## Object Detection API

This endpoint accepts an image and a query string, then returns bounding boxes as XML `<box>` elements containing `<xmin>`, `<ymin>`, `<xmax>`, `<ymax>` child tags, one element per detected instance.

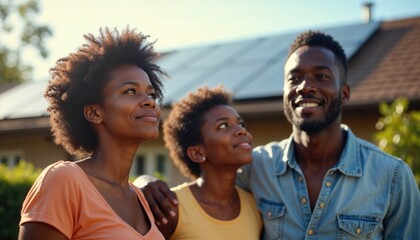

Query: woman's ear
<box><xmin>187</xmin><ymin>146</ymin><xmax>206</xmax><ymax>163</ymax></box>
<box><xmin>83</xmin><ymin>104</ymin><xmax>103</xmax><ymax>125</ymax></box>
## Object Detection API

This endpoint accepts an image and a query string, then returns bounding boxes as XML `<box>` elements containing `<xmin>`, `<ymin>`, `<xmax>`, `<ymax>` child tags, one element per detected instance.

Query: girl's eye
<box><xmin>125</xmin><ymin>88</ymin><xmax>136</xmax><ymax>95</ymax></box>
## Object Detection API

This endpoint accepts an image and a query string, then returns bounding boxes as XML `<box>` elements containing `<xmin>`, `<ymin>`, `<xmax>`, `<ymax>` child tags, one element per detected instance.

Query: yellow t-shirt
<box><xmin>170</xmin><ymin>183</ymin><xmax>262</xmax><ymax>240</ymax></box>
<box><xmin>20</xmin><ymin>161</ymin><xmax>164</xmax><ymax>240</ymax></box>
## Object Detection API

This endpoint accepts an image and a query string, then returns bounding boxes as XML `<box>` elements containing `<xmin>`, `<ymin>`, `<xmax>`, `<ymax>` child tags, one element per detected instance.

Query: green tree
<box><xmin>374</xmin><ymin>97</ymin><xmax>420</xmax><ymax>186</ymax></box>
<box><xmin>0</xmin><ymin>0</ymin><xmax>51</xmax><ymax>83</ymax></box>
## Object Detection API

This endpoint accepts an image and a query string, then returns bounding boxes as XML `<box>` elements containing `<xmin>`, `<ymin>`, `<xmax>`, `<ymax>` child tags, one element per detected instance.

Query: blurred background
<box><xmin>0</xmin><ymin>1</ymin><xmax>419</xmax><ymax>238</ymax></box>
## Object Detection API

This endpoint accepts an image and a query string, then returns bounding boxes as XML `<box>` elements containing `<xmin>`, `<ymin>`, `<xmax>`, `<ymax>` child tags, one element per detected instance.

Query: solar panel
<box><xmin>185</xmin><ymin>40</ymin><xmax>255</xmax><ymax>68</ymax></box>
<box><xmin>167</xmin><ymin>60</ymin><xmax>269</xmax><ymax>104</ymax></box>
<box><xmin>233</xmin><ymin>34</ymin><xmax>296</xmax><ymax>63</ymax></box>
<box><xmin>318</xmin><ymin>21</ymin><xmax>379</xmax><ymax>58</ymax></box>
<box><xmin>157</xmin><ymin>46</ymin><xmax>214</xmax><ymax>73</ymax></box>
<box><xmin>0</xmin><ymin>81</ymin><xmax>48</xmax><ymax>119</ymax></box>
<box><xmin>9</xmin><ymin>96</ymin><xmax>49</xmax><ymax>118</ymax></box>
<box><xmin>162</xmin><ymin>68</ymin><xmax>213</xmax><ymax>105</ymax></box>
<box><xmin>234</xmin><ymin>56</ymin><xmax>287</xmax><ymax>99</ymax></box>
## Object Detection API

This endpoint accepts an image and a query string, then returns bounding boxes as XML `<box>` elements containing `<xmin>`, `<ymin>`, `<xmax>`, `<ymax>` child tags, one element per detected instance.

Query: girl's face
<box><xmin>199</xmin><ymin>104</ymin><xmax>253</xmax><ymax>168</ymax></box>
<box><xmin>98</xmin><ymin>63</ymin><xmax>161</xmax><ymax>142</ymax></box>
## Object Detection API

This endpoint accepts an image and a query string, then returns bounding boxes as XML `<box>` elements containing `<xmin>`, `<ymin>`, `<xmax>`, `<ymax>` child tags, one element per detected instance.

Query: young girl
<box><xmin>141</xmin><ymin>86</ymin><xmax>262</xmax><ymax>239</ymax></box>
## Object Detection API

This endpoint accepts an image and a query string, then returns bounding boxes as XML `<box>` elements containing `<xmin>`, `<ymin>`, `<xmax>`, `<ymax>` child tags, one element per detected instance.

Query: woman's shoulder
<box><xmin>34</xmin><ymin>161</ymin><xmax>86</xmax><ymax>190</ymax></box>
<box><xmin>42</xmin><ymin>160</ymin><xmax>83</xmax><ymax>178</ymax></box>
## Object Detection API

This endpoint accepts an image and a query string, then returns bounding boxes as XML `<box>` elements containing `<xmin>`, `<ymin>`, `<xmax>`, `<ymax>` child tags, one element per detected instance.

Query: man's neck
<box><xmin>293</xmin><ymin>123</ymin><xmax>346</xmax><ymax>168</ymax></box>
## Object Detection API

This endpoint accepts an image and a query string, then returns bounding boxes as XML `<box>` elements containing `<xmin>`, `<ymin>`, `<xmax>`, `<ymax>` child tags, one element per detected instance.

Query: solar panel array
<box><xmin>0</xmin><ymin>21</ymin><xmax>379</xmax><ymax>120</ymax></box>
<box><xmin>158</xmin><ymin>21</ymin><xmax>379</xmax><ymax>105</ymax></box>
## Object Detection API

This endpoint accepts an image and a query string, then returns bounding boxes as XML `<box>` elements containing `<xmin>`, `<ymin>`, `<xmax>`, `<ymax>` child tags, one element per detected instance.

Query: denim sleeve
<box><xmin>384</xmin><ymin>161</ymin><xmax>420</xmax><ymax>239</ymax></box>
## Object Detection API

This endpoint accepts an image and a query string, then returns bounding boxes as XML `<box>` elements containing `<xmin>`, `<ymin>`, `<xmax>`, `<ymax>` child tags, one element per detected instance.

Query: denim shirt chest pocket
<box><xmin>258</xmin><ymin>198</ymin><xmax>286</xmax><ymax>239</ymax></box>
<box><xmin>337</xmin><ymin>214</ymin><xmax>381</xmax><ymax>239</ymax></box>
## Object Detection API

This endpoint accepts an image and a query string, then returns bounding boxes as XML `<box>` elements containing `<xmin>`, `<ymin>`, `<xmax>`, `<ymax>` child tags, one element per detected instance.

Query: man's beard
<box><xmin>284</xmin><ymin>94</ymin><xmax>342</xmax><ymax>133</ymax></box>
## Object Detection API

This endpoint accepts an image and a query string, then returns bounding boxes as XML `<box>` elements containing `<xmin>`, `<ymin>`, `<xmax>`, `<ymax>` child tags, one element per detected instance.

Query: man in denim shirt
<box><xmin>236</xmin><ymin>31</ymin><xmax>420</xmax><ymax>239</ymax></box>
<box><xmin>141</xmin><ymin>31</ymin><xmax>420</xmax><ymax>239</ymax></box>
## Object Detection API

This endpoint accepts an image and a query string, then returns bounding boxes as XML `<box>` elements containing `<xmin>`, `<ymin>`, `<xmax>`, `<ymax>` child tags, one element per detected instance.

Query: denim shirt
<box><xmin>237</xmin><ymin>125</ymin><xmax>420</xmax><ymax>239</ymax></box>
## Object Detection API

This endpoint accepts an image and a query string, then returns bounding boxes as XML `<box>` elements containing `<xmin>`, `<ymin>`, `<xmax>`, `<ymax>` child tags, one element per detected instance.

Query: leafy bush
<box><xmin>0</xmin><ymin>161</ymin><xmax>42</xmax><ymax>240</ymax></box>
<box><xmin>374</xmin><ymin>98</ymin><xmax>420</xmax><ymax>186</ymax></box>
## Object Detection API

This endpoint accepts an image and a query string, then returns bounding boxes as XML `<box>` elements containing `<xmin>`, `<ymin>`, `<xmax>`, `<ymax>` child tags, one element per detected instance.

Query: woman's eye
<box><xmin>148</xmin><ymin>93</ymin><xmax>157</xmax><ymax>100</ymax></box>
<box><xmin>218</xmin><ymin>123</ymin><xmax>228</xmax><ymax>129</ymax></box>
<box><xmin>239</xmin><ymin>121</ymin><xmax>246</xmax><ymax>128</ymax></box>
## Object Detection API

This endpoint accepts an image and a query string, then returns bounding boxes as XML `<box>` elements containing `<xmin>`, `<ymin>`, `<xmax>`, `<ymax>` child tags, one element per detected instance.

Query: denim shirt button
<box><xmin>319</xmin><ymin>202</ymin><xmax>325</xmax><ymax>208</ymax></box>
<box><xmin>301</xmin><ymin>198</ymin><xmax>307</xmax><ymax>204</ymax></box>
<box><xmin>267</xmin><ymin>211</ymin><xmax>272</xmax><ymax>217</ymax></box>
<box><xmin>325</xmin><ymin>181</ymin><xmax>332</xmax><ymax>187</ymax></box>
<box><xmin>298</xmin><ymin>176</ymin><xmax>303</xmax><ymax>182</ymax></box>
<box><xmin>356</xmin><ymin>227</ymin><xmax>361</xmax><ymax>234</ymax></box>
<box><xmin>308</xmin><ymin>229</ymin><xmax>314</xmax><ymax>235</ymax></box>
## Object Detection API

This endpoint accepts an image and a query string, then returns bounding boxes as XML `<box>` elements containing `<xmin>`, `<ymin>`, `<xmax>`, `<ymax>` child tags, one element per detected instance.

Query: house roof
<box><xmin>0</xmin><ymin>16</ymin><xmax>419</xmax><ymax>128</ymax></box>
<box><xmin>348</xmin><ymin>16</ymin><xmax>420</xmax><ymax>105</ymax></box>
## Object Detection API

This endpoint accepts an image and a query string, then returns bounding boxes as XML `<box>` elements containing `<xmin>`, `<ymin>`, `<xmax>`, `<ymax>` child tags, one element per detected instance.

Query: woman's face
<box><xmin>199</xmin><ymin>104</ymin><xmax>253</xmax><ymax>168</ymax></box>
<box><xmin>98</xmin><ymin>63</ymin><xmax>161</xmax><ymax>142</ymax></box>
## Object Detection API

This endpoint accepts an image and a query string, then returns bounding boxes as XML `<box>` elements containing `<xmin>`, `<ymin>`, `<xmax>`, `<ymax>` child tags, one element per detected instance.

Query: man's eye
<box><xmin>239</xmin><ymin>121</ymin><xmax>246</xmax><ymax>128</ymax></box>
<box><xmin>318</xmin><ymin>74</ymin><xmax>330</xmax><ymax>80</ymax></box>
<box><xmin>218</xmin><ymin>123</ymin><xmax>228</xmax><ymax>129</ymax></box>
<box><xmin>288</xmin><ymin>76</ymin><xmax>300</xmax><ymax>82</ymax></box>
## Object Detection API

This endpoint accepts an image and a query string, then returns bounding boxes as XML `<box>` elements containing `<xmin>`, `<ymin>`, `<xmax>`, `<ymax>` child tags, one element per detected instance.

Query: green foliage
<box><xmin>374</xmin><ymin>97</ymin><xmax>420</xmax><ymax>186</ymax></box>
<box><xmin>0</xmin><ymin>160</ymin><xmax>42</xmax><ymax>240</ymax></box>
<box><xmin>153</xmin><ymin>171</ymin><xmax>168</xmax><ymax>182</ymax></box>
<box><xmin>0</xmin><ymin>0</ymin><xmax>52</xmax><ymax>83</ymax></box>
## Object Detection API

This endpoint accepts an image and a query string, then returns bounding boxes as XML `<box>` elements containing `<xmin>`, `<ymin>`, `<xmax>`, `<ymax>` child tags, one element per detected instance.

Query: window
<box><xmin>156</xmin><ymin>154</ymin><xmax>166</xmax><ymax>174</ymax></box>
<box><xmin>0</xmin><ymin>150</ymin><xmax>23</xmax><ymax>168</ymax></box>
<box><xmin>135</xmin><ymin>155</ymin><xmax>145</xmax><ymax>175</ymax></box>
<box><xmin>131</xmin><ymin>152</ymin><xmax>170</xmax><ymax>178</ymax></box>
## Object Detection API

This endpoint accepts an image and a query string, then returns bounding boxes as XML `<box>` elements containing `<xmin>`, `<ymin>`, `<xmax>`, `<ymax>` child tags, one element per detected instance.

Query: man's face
<box><xmin>283</xmin><ymin>46</ymin><xmax>349</xmax><ymax>133</ymax></box>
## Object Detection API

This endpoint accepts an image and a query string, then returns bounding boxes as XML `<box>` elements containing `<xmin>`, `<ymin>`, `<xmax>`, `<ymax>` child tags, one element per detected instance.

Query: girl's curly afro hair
<box><xmin>163</xmin><ymin>86</ymin><xmax>232</xmax><ymax>179</ymax></box>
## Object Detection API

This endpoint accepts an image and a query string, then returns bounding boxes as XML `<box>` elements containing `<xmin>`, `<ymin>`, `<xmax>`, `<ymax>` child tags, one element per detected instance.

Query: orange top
<box><xmin>20</xmin><ymin>161</ymin><xmax>164</xmax><ymax>240</ymax></box>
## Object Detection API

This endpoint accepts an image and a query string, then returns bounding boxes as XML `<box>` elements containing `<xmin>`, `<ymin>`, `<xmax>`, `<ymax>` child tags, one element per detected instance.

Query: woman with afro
<box><xmin>19</xmin><ymin>27</ymin><xmax>166</xmax><ymax>240</ymax></box>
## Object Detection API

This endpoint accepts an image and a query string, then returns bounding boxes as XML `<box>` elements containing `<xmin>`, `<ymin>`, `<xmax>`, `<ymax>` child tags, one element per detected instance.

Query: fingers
<box><xmin>141</xmin><ymin>180</ymin><xmax>178</xmax><ymax>225</ymax></box>
<box><xmin>160</xmin><ymin>183</ymin><xmax>179</xmax><ymax>207</ymax></box>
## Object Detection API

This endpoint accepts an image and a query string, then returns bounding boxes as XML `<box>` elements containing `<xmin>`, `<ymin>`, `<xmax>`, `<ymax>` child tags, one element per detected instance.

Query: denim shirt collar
<box><xmin>278</xmin><ymin>124</ymin><xmax>362</xmax><ymax>177</ymax></box>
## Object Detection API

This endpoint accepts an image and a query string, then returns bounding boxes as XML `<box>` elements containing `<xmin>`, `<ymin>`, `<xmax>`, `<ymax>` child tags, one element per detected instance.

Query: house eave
<box><xmin>0</xmin><ymin>116</ymin><xmax>50</xmax><ymax>133</ymax></box>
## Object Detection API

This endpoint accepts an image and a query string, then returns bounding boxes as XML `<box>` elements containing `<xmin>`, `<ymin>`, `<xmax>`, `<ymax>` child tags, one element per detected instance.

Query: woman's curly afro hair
<box><xmin>45</xmin><ymin>27</ymin><xmax>165</xmax><ymax>157</ymax></box>
<box><xmin>163</xmin><ymin>86</ymin><xmax>232</xmax><ymax>179</ymax></box>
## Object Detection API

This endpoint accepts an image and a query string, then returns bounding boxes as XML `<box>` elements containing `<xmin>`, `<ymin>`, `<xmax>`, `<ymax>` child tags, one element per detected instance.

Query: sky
<box><xmin>23</xmin><ymin>0</ymin><xmax>420</xmax><ymax>80</ymax></box>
